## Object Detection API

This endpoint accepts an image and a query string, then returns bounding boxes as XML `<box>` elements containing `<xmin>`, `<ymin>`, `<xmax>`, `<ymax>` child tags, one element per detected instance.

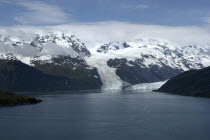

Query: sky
<box><xmin>0</xmin><ymin>0</ymin><xmax>210</xmax><ymax>48</ymax></box>
<box><xmin>0</xmin><ymin>0</ymin><xmax>210</xmax><ymax>26</ymax></box>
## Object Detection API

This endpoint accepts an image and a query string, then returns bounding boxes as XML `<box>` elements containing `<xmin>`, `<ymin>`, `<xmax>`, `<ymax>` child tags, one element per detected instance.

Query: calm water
<box><xmin>0</xmin><ymin>90</ymin><xmax>210</xmax><ymax>140</ymax></box>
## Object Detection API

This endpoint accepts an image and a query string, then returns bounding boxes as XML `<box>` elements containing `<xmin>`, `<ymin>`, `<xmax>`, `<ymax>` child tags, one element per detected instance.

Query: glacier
<box><xmin>85</xmin><ymin>54</ymin><xmax>123</xmax><ymax>90</ymax></box>
<box><xmin>85</xmin><ymin>37</ymin><xmax>210</xmax><ymax>90</ymax></box>
<box><xmin>126</xmin><ymin>81</ymin><xmax>167</xmax><ymax>91</ymax></box>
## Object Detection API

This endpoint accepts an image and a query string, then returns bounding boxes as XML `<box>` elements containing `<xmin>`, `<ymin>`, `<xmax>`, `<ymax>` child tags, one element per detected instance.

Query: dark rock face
<box><xmin>0</xmin><ymin>58</ymin><xmax>102</xmax><ymax>91</ymax></box>
<box><xmin>0</xmin><ymin>60</ymin><xmax>71</xmax><ymax>91</ymax></box>
<box><xmin>97</xmin><ymin>44</ymin><xmax>110</xmax><ymax>53</ymax></box>
<box><xmin>97</xmin><ymin>42</ymin><xmax>130</xmax><ymax>53</ymax></box>
<box><xmin>156</xmin><ymin>66</ymin><xmax>210</xmax><ymax>97</ymax></box>
<box><xmin>32</xmin><ymin>56</ymin><xmax>103</xmax><ymax>90</ymax></box>
<box><xmin>107</xmin><ymin>58</ymin><xmax>182</xmax><ymax>85</ymax></box>
<box><xmin>0</xmin><ymin>50</ymin><xmax>103</xmax><ymax>91</ymax></box>
<box><xmin>122</xmin><ymin>42</ymin><xmax>131</xmax><ymax>48</ymax></box>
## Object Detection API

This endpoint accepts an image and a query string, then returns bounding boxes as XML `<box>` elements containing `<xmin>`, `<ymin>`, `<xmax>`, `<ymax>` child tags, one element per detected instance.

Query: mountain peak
<box><xmin>32</xmin><ymin>32</ymin><xmax>91</xmax><ymax>56</ymax></box>
<box><xmin>0</xmin><ymin>33</ymin><xmax>92</xmax><ymax>66</ymax></box>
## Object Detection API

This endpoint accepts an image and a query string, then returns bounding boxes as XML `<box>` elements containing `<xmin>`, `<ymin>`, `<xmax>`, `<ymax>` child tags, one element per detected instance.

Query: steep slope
<box><xmin>0</xmin><ymin>32</ymin><xmax>91</xmax><ymax>64</ymax></box>
<box><xmin>29</xmin><ymin>33</ymin><xmax>102</xmax><ymax>90</ymax></box>
<box><xmin>0</xmin><ymin>33</ymin><xmax>103</xmax><ymax>91</ymax></box>
<box><xmin>32</xmin><ymin>55</ymin><xmax>102</xmax><ymax>90</ymax></box>
<box><xmin>87</xmin><ymin>38</ymin><xmax>210</xmax><ymax>90</ymax></box>
<box><xmin>107</xmin><ymin>58</ymin><xmax>180</xmax><ymax>84</ymax></box>
<box><xmin>156</xmin><ymin>66</ymin><xmax>210</xmax><ymax>97</ymax></box>
<box><xmin>0</xmin><ymin>58</ymin><xmax>71</xmax><ymax>91</ymax></box>
<box><xmin>30</xmin><ymin>33</ymin><xmax>91</xmax><ymax>57</ymax></box>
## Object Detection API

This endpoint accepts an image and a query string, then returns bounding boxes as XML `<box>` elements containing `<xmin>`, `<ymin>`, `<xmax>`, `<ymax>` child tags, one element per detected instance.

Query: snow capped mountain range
<box><xmin>0</xmin><ymin>33</ymin><xmax>90</xmax><ymax>65</ymax></box>
<box><xmin>87</xmin><ymin>38</ymin><xmax>210</xmax><ymax>90</ymax></box>
<box><xmin>96</xmin><ymin>38</ymin><xmax>210</xmax><ymax>70</ymax></box>
<box><xmin>0</xmin><ymin>32</ymin><xmax>210</xmax><ymax>91</ymax></box>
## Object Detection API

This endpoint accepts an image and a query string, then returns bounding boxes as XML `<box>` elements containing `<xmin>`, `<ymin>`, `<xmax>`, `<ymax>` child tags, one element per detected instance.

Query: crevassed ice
<box><xmin>85</xmin><ymin>55</ymin><xmax>123</xmax><ymax>90</ymax></box>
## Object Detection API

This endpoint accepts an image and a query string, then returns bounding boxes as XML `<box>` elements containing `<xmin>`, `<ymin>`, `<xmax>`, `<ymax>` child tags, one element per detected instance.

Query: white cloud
<box><xmin>0</xmin><ymin>41</ymin><xmax>38</xmax><ymax>57</ymax></box>
<box><xmin>0</xmin><ymin>21</ymin><xmax>210</xmax><ymax>50</ymax></box>
<box><xmin>53</xmin><ymin>22</ymin><xmax>210</xmax><ymax>49</ymax></box>
<box><xmin>14</xmin><ymin>1</ymin><xmax>70</xmax><ymax>25</ymax></box>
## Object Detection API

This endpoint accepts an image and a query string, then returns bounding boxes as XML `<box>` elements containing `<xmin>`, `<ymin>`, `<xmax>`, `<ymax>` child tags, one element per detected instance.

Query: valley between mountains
<box><xmin>0</xmin><ymin>32</ymin><xmax>209</xmax><ymax>91</ymax></box>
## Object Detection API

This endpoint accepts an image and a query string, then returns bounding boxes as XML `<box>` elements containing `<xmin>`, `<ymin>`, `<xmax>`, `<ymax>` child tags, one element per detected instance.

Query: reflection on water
<box><xmin>0</xmin><ymin>90</ymin><xmax>210</xmax><ymax>140</ymax></box>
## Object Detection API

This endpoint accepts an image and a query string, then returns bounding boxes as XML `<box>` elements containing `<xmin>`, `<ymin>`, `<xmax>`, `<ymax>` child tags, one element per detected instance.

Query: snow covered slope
<box><xmin>31</xmin><ymin>32</ymin><xmax>91</xmax><ymax>57</ymax></box>
<box><xmin>0</xmin><ymin>33</ymin><xmax>91</xmax><ymax>65</ymax></box>
<box><xmin>85</xmin><ymin>37</ymin><xmax>210</xmax><ymax>90</ymax></box>
<box><xmin>96</xmin><ymin>38</ymin><xmax>210</xmax><ymax>70</ymax></box>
